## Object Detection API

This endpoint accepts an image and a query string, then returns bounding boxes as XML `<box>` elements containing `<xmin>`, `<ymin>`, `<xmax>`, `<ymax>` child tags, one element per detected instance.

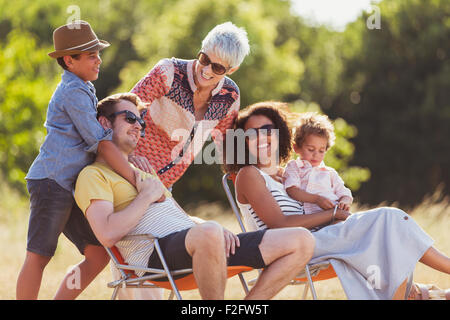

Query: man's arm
<box><xmin>85</xmin><ymin>171</ymin><xmax>165</xmax><ymax>247</ymax></box>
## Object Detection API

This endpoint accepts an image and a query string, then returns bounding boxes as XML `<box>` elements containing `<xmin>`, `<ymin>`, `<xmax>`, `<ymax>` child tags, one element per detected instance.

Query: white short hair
<box><xmin>201</xmin><ymin>22</ymin><xmax>250</xmax><ymax>68</ymax></box>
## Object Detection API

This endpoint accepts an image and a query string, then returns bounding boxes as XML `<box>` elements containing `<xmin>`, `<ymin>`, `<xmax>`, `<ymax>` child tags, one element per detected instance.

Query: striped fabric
<box><xmin>237</xmin><ymin>166</ymin><xmax>309</xmax><ymax>232</ymax></box>
<box><xmin>115</xmin><ymin>197</ymin><xmax>195</xmax><ymax>276</ymax></box>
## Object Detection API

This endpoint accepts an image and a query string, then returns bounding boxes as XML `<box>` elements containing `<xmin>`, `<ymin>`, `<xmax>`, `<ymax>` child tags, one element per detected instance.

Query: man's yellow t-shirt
<box><xmin>74</xmin><ymin>161</ymin><xmax>194</xmax><ymax>275</ymax></box>
<box><xmin>75</xmin><ymin>161</ymin><xmax>171</xmax><ymax>215</ymax></box>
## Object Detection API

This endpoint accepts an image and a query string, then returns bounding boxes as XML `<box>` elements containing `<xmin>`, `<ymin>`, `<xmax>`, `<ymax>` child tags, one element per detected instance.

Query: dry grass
<box><xmin>0</xmin><ymin>187</ymin><xmax>448</xmax><ymax>300</ymax></box>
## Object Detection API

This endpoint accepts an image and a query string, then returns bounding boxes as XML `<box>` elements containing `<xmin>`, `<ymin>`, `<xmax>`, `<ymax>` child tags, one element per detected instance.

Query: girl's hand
<box><xmin>334</xmin><ymin>207</ymin><xmax>351</xmax><ymax>221</ymax></box>
<box><xmin>338</xmin><ymin>196</ymin><xmax>353</xmax><ymax>212</ymax></box>
<box><xmin>315</xmin><ymin>195</ymin><xmax>335</xmax><ymax>210</ymax></box>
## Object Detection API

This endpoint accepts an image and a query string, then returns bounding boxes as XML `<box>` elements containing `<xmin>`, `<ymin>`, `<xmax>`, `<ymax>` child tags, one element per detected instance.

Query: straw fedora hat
<box><xmin>48</xmin><ymin>20</ymin><xmax>110</xmax><ymax>58</ymax></box>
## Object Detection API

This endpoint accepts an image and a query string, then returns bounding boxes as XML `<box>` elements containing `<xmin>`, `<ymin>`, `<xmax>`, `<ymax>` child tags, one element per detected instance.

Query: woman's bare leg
<box><xmin>392</xmin><ymin>278</ymin><xmax>408</xmax><ymax>300</ymax></box>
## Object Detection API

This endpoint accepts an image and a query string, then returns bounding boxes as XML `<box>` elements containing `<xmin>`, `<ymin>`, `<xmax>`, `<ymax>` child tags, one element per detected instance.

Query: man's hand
<box><xmin>135</xmin><ymin>170</ymin><xmax>166</xmax><ymax>203</ymax></box>
<box><xmin>223</xmin><ymin>228</ymin><xmax>240</xmax><ymax>258</ymax></box>
<box><xmin>129</xmin><ymin>154</ymin><xmax>153</xmax><ymax>173</ymax></box>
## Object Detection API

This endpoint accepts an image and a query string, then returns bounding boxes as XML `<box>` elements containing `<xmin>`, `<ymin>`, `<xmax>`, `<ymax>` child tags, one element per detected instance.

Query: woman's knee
<box><xmin>267</xmin><ymin>227</ymin><xmax>315</xmax><ymax>256</ymax></box>
<box><xmin>380</xmin><ymin>206</ymin><xmax>405</xmax><ymax>214</ymax></box>
<box><xmin>292</xmin><ymin>228</ymin><xmax>315</xmax><ymax>258</ymax></box>
<box><xmin>259</xmin><ymin>227</ymin><xmax>314</xmax><ymax>266</ymax></box>
<box><xmin>379</xmin><ymin>206</ymin><xmax>409</xmax><ymax>219</ymax></box>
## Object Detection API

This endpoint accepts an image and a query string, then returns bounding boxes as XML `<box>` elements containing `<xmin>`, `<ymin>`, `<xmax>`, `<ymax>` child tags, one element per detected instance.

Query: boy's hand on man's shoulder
<box><xmin>129</xmin><ymin>154</ymin><xmax>153</xmax><ymax>173</ymax></box>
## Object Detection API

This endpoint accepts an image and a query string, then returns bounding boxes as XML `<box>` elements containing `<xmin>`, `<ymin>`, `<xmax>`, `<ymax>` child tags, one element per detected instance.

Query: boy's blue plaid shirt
<box><xmin>26</xmin><ymin>70</ymin><xmax>112</xmax><ymax>192</ymax></box>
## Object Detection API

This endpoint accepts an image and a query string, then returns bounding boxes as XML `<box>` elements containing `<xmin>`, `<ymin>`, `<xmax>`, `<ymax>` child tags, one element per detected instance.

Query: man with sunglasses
<box><xmin>74</xmin><ymin>92</ymin><xmax>315</xmax><ymax>300</ymax></box>
<box><xmin>129</xmin><ymin>22</ymin><xmax>250</xmax><ymax>189</ymax></box>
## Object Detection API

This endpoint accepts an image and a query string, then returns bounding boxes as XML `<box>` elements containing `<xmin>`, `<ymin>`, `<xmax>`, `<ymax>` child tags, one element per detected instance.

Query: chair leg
<box><xmin>154</xmin><ymin>239</ymin><xmax>183</xmax><ymax>300</ymax></box>
<box><xmin>301</xmin><ymin>282</ymin><xmax>309</xmax><ymax>300</ymax></box>
<box><xmin>305</xmin><ymin>264</ymin><xmax>318</xmax><ymax>300</ymax></box>
<box><xmin>238</xmin><ymin>273</ymin><xmax>250</xmax><ymax>295</ymax></box>
<box><xmin>168</xmin><ymin>290</ymin><xmax>175</xmax><ymax>300</ymax></box>
<box><xmin>111</xmin><ymin>286</ymin><xmax>119</xmax><ymax>300</ymax></box>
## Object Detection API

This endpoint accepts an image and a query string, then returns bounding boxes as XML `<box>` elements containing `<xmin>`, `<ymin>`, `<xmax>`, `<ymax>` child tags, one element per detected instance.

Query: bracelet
<box><xmin>331</xmin><ymin>205</ymin><xmax>338</xmax><ymax>223</ymax></box>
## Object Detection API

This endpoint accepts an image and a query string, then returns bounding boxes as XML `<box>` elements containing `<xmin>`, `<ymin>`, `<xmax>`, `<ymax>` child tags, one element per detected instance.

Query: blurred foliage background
<box><xmin>0</xmin><ymin>0</ymin><xmax>448</xmax><ymax>209</ymax></box>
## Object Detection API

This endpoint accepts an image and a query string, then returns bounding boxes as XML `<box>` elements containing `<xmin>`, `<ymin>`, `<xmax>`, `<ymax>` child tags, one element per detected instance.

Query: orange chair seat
<box><xmin>110</xmin><ymin>246</ymin><xmax>252</xmax><ymax>291</ymax></box>
<box><xmin>296</xmin><ymin>264</ymin><xmax>337</xmax><ymax>282</ymax></box>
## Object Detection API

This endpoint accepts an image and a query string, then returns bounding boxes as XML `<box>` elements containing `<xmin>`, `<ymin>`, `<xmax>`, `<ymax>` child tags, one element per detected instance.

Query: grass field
<box><xmin>0</xmin><ymin>186</ymin><xmax>448</xmax><ymax>300</ymax></box>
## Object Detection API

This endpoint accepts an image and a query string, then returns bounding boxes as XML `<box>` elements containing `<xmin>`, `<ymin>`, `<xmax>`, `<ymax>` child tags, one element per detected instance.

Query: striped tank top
<box><xmin>236</xmin><ymin>166</ymin><xmax>306</xmax><ymax>231</ymax></box>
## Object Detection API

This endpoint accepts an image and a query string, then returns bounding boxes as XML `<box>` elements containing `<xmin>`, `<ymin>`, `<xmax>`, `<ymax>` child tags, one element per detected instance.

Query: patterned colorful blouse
<box><xmin>131</xmin><ymin>58</ymin><xmax>240</xmax><ymax>187</ymax></box>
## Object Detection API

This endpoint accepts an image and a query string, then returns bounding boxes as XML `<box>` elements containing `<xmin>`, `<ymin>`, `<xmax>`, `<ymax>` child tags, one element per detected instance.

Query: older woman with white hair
<box><xmin>129</xmin><ymin>22</ymin><xmax>250</xmax><ymax>188</ymax></box>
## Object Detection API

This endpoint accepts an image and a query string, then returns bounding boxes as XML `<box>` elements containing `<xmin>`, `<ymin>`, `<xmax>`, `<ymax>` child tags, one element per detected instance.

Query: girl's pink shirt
<box><xmin>283</xmin><ymin>158</ymin><xmax>353</xmax><ymax>214</ymax></box>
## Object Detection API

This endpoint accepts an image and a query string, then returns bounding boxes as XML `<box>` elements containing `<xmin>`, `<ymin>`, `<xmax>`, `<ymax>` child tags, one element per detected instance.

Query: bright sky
<box><xmin>291</xmin><ymin>0</ymin><xmax>382</xmax><ymax>30</ymax></box>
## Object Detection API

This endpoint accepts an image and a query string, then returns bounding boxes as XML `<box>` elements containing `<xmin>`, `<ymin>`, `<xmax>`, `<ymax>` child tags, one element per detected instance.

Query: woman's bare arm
<box><xmin>236</xmin><ymin>166</ymin><xmax>347</xmax><ymax>229</ymax></box>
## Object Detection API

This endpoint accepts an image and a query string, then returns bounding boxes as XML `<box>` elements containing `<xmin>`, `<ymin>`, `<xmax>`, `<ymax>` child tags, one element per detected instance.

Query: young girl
<box><xmin>283</xmin><ymin>112</ymin><xmax>353</xmax><ymax>215</ymax></box>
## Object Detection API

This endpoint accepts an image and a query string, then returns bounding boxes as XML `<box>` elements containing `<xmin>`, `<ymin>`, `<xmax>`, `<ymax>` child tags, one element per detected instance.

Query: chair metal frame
<box><xmin>222</xmin><ymin>173</ymin><xmax>337</xmax><ymax>300</ymax></box>
<box><xmin>106</xmin><ymin>233</ymin><xmax>253</xmax><ymax>300</ymax></box>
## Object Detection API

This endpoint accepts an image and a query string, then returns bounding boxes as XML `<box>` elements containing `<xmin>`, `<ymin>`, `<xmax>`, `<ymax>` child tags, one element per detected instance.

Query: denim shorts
<box><xmin>26</xmin><ymin>178</ymin><xmax>101</xmax><ymax>257</ymax></box>
<box><xmin>146</xmin><ymin>228</ymin><xmax>267</xmax><ymax>280</ymax></box>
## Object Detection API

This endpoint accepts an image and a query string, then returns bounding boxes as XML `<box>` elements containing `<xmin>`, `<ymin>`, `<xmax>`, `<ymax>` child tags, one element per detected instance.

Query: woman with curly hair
<box><xmin>224</xmin><ymin>101</ymin><xmax>450</xmax><ymax>299</ymax></box>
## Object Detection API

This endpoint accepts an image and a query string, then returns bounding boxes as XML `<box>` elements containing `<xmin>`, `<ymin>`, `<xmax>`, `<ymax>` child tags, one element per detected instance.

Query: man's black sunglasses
<box><xmin>108</xmin><ymin>110</ymin><xmax>147</xmax><ymax>137</ymax></box>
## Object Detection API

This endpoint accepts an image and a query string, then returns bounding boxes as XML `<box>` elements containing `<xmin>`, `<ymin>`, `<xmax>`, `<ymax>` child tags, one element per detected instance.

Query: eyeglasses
<box><xmin>197</xmin><ymin>52</ymin><xmax>229</xmax><ymax>75</ymax></box>
<box><xmin>245</xmin><ymin>124</ymin><xmax>276</xmax><ymax>139</ymax></box>
<box><xmin>108</xmin><ymin>110</ymin><xmax>147</xmax><ymax>137</ymax></box>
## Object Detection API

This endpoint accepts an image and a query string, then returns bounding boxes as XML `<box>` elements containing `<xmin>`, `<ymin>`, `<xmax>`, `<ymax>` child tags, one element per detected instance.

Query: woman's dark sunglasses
<box><xmin>197</xmin><ymin>52</ymin><xmax>229</xmax><ymax>75</ymax></box>
<box><xmin>245</xmin><ymin>124</ymin><xmax>276</xmax><ymax>138</ymax></box>
<box><xmin>108</xmin><ymin>110</ymin><xmax>147</xmax><ymax>137</ymax></box>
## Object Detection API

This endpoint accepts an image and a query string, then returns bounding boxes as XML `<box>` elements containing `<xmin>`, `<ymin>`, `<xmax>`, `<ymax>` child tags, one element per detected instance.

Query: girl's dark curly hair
<box><xmin>223</xmin><ymin>101</ymin><xmax>292</xmax><ymax>174</ymax></box>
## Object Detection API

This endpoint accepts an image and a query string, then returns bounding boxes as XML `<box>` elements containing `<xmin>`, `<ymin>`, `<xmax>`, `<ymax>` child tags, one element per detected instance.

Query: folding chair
<box><xmin>106</xmin><ymin>233</ymin><xmax>253</xmax><ymax>300</ymax></box>
<box><xmin>222</xmin><ymin>173</ymin><xmax>338</xmax><ymax>300</ymax></box>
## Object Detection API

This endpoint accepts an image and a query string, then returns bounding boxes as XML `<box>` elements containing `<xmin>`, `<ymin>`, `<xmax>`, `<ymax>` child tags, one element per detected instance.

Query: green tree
<box><xmin>0</xmin><ymin>0</ymin><xmax>370</xmax><ymax>208</ymax></box>
<box><xmin>330</xmin><ymin>0</ymin><xmax>450</xmax><ymax>207</ymax></box>
<box><xmin>0</xmin><ymin>30</ymin><xmax>59</xmax><ymax>193</ymax></box>
<box><xmin>117</xmin><ymin>0</ymin><xmax>304</xmax><ymax>107</ymax></box>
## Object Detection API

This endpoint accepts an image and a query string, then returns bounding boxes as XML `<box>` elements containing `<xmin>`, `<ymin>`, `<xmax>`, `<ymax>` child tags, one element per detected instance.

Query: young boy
<box><xmin>283</xmin><ymin>112</ymin><xmax>353</xmax><ymax>215</ymax></box>
<box><xmin>16</xmin><ymin>20</ymin><xmax>136</xmax><ymax>300</ymax></box>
